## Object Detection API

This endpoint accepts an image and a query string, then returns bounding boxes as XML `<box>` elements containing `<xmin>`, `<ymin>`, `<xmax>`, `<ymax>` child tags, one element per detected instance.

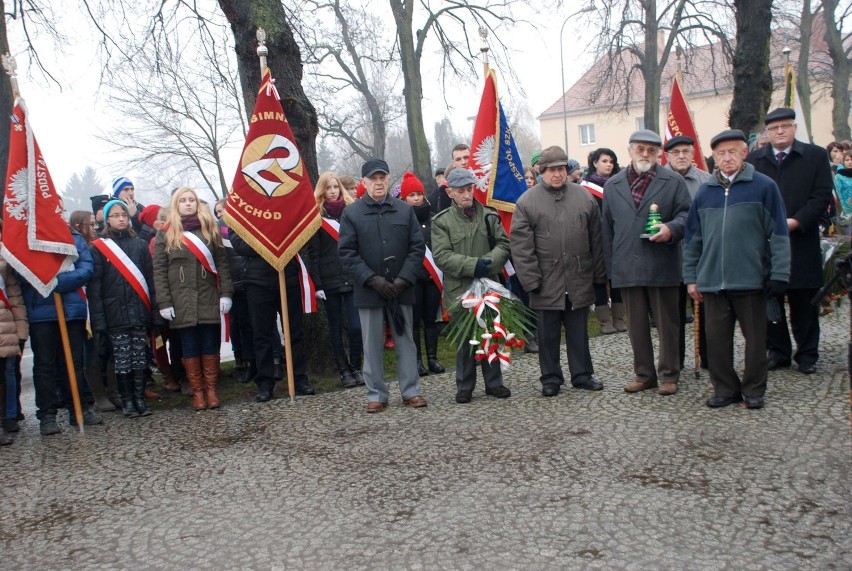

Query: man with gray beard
<box><xmin>601</xmin><ymin>130</ymin><xmax>692</xmax><ymax>396</ymax></box>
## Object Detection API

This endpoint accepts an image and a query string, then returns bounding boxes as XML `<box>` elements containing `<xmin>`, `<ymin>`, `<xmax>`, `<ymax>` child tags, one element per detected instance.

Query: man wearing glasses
<box><xmin>601</xmin><ymin>130</ymin><xmax>692</xmax><ymax>396</ymax></box>
<box><xmin>746</xmin><ymin>108</ymin><xmax>834</xmax><ymax>375</ymax></box>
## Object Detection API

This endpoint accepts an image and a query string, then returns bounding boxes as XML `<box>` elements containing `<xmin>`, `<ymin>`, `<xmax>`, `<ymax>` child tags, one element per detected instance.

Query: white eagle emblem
<box><xmin>5</xmin><ymin>168</ymin><xmax>29</xmax><ymax>221</ymax></box>
<box><xmin>473</xmin><ymin>135</ymin><xmax>495</xmax><ymax>192</ymax></box>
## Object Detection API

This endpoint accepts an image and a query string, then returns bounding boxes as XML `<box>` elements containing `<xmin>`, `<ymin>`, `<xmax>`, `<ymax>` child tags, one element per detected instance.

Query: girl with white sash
<box><xmin>153</xmin><ymin>188</ymin><xmax>233</xmax><ymax>411</ymax></box>
<box><xmin>89</xmin><ymin>200</ymin><xmax>156</xmax><ymax>418</ymax></box>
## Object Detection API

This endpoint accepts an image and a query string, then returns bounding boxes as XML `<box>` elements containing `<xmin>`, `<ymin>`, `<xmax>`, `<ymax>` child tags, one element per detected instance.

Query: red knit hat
<box><xmin>355</xmin><ymin>181</ymin><xmax>367</xmax><ymax>199</ymax></box>
<box><xmin>399</xmin><ymin>172</ymin><xmax>424</xmax><ymax>200</ymax></box>
<box><xmin>139</xmin><ymin>204</ymin><xmax>162</xmax><ymax>228</ymax></box>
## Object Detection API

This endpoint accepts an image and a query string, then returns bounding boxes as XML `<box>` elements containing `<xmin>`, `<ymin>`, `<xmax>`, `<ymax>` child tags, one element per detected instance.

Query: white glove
<box><xmin>220</xmin><ymin>297</ymin><xmax>233</xmax><ymax>314</ymax></box>
<box><xmin>315</xmin><ymin>289</ymin><xmax>327</xmax><ymax>301</ymax></box>
<box><xmin>159</xmin><ymin>307</ymin><xmax>175</xmax><ymax>321</ymax></box>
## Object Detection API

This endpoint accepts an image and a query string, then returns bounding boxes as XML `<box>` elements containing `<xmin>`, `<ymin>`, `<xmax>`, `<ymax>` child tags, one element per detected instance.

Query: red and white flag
<box><xmin>2</xmin><ymin>98</ymin><xmax>77</xmax><ymax>296</ymax></box>
<box><xmin>662</xmin><ymin>72</ymin><xmax>707</xmax><ymax>172</ymax></box>
<box><xmin>223</xmin><ymin>70</ymin><xmax>321</xmax><ymax>271</ymax></box>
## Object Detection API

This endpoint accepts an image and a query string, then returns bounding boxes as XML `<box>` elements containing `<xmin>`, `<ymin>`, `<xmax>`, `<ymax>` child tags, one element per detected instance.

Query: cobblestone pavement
<box><xmin>2</xmin><ymin>311</ymin><xmax>850</xmax><ymax>570</ymax></box>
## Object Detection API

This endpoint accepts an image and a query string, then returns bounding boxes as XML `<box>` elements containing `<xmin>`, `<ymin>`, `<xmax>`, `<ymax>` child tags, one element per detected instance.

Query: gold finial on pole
<box><xmin>2</xmin><ymin>53</ymin><xmax>20</xmax><ymax>98</ymax></box>
<box><xmin>479</xmin><ymin>26</ymin><xmax>490</xmax><ymax>75</ymax></box>
<box><xmin>257</xmin><ymin>28</ymin><xmax>268</xmax><ymax>74</ymax></box>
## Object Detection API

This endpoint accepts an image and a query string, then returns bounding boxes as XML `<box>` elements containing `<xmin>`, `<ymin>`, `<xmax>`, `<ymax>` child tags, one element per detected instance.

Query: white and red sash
<box><xmin>581</xmin><ymin>181</ymin><xmax>604</xmax><ymax>201</ymax></box>
<box><xmin>0</xmin><ymin>273</ymin><xmax>11</xmax><ymax>312</ymax></box>
<box><xmin>92</xmin><ymin>238</ymin><xmax>152</xmax><ymax>311</ymax></box>
<box><xmin>423</xmin><ymin>246</ymin><xmax>444</xmax><ymax>293</ymax></box>
<box><xmin>182</xmin><ymin>231</ymin><xmax>218</xmax><ymax>276</ymax></box>
<box><xmin>295</xmin><ymin>254</ymin><xmax>317</xmax><ymax>314</ymax></box>
<box><xmin>321</xmin><ymin>217</ymin><xmax>340</xmax><ymax>241</ymax></box>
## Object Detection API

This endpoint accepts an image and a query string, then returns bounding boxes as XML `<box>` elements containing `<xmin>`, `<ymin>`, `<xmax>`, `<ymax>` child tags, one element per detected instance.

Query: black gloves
<box><xmin>367</xmin><ymin>275</ymin><xmax>396</xmax><ymax>300</ymax></box>
<box><xmin>764</xmin><ymin>280</ymin><xmax>787</xmax><ymax>298</ymax></box>
<box><xmin>392</xmin><ymin>277</ymin><xmax>411</xmax><ymax>294</ymax></box>
<box><xmin>474</xmin><ymin>258</ymin><xmax>492</xmax><ymax>278</ymax></box>
<box><xmin>594</xmin><ymin>283</ymin><xmax>609</xmax><ymax>307</ymax></box>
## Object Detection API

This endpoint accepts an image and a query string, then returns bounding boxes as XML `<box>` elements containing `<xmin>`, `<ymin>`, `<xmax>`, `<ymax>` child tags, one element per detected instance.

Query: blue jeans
<box><xmin>178</xmin><ymin>324</ymin><xmax>221</xmax><ymax>358</ymax></box>
<box><xmin>323</xmin><ymin>291</ymin><xmax>362</xmax><ymax>367</ymax></box>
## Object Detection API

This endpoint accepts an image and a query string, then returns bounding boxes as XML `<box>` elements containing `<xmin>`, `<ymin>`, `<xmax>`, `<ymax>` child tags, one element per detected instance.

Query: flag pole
<box><xmin>3</xmin><ymin>54</ymin><xmax>83</xmax><ymax>429</ymax></box>
<box><xmin>257</xmin><ymin>28</ymin><xmax>296</xmax><ymax>402</ymax></box>
<box><xmin>479</xmin><ymin>27</ymin><xmax>490</xmax><ymax>75</ymax></box>
<box><xmin>693</xmin><ymin>298</ymin><xmax>701</xmax><ymax>379</ymax></box>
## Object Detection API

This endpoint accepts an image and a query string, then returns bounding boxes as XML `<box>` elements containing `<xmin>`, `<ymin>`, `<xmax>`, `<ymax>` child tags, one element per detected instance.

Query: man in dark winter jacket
<box><xmin>746</xmin><ymin>108</ymin><xmax>834</xmax><ymax>374</ymax></box>
<box><xmin>339</xmin><ymin>158</ymin><xmax>427</xmax><ymax>413</ymax></box>
<box><xmin>19</xmin><ymin>229</ymin><xmax>102</xmax><ymax>435</ymax></box>
<box><xmin>684</xmin><ymin>130</ymin><xmax>790</xmax><ymax>409</ymax></box>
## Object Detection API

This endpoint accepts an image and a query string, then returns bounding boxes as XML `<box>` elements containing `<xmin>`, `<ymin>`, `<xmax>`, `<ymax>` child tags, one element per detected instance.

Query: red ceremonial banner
<box><xmin>2</xmin><ymin>98</ymin><xmax>77</xmax><ymax>297</ymax></box>
<box><xmin>223</xmin><ymin>71</ymin><xmax>321</xmax><ymax>271</ymax></box>
<box><xmin>662</xmin><ymin>73</ymin><xmax>708</xmax><ymax>172</ymax></box>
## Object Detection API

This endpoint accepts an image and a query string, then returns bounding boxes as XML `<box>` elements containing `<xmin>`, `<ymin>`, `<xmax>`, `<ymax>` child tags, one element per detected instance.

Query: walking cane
<box><xmin>693</xmin><ymin>299</ymin><xmax>701</xmax><ymax>379</ymax></box>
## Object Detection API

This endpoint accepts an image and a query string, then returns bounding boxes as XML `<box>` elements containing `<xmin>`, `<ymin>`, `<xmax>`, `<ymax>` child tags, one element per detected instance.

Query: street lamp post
<box><xmin>559</xmin><ymin>3</ymin><xmax>596</xmax><ymax>157</ymax></box>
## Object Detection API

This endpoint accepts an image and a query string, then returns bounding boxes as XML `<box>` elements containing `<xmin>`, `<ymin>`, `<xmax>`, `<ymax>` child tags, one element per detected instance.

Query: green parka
<box><xmin>431</xmin><ymin>201</ymin><xmax>510</xmax><ymax>302</ymax></box>
<box><xmin>153</xmin><ymin>228</ymin><xmax>233</xmax><ymax>330</ymax></box>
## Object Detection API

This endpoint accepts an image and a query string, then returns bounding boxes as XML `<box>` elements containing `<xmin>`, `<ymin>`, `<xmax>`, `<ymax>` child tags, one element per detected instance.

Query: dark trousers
<box><xmin>456</xmin><ymin>346</ymin><xmax>502</xmax><ymax>390</ymax></box>
<box><xmin>412</xmin><ymin>279</ymin><xmax>441</xmax><ymax>361</ymax></box>
<box><xmin>230</xmin><ymin>288</ymin><xmax>253</xmax><ymax>359</ymax></box>
<box><xmin>31</xmin><ymin>320</ymin><xmax>93</xmax><ymax>419</ymax></box>
<box><xmin>324</xmin><ymin>290</ymin><xmax>362</xmax><ymax>368</ymax></box>
<box><xmin>537</xmin><ymin>302</ymin><xmax>593</xmax><ymax>387</ymax></box>
<box><xmin>178</xmin><ymin>324</ymin><xmax>220</xmax><ymax>358</ymax></box>
<box><xmin>247</xmin><ymin>281</ymin><xmax>306</xmax><ymax>388</ymax></box>
<box><xmin>704</xmin><ymin>290</ymin><xmax>768</xmax><ymax>398</ymax></box>
<box><xmin>622</xmin><ymin>286</ymin><xmax>681</xmax><ymax>385</ymax></box>
<box><xmin>767</xmin><ymin>288</ymin><xmax>820</xmax><ymax>366</ymax></box>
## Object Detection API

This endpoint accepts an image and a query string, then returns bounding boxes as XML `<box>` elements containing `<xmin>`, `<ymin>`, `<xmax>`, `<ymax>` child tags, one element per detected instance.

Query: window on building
<box><xmin>636</xmin><ymin>117</ymin><xmax>645</xmax><ymax>131</ymax></box>
<box><xmin>579</xmin><ymin>124</ymin><xmax>596</xmax><ymax>146</ymax></box>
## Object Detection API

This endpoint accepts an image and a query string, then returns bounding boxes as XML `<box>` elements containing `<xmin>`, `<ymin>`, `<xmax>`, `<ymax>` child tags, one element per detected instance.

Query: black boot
<box><xmin>256</xmin><ymin>379</ymin><xmax>275</xmax><ymax>402</ymax></box>
<box><xmin>132</xmin><ymin>370</ymin><xmax>153</xmax><ymax>417</ymax></box>
<box><xmin>425</xmin><ymin>328</ymin><xmax>444</xmax><ymax>373</ymax></box>
<box><xmin>336</xmin><ymin>356</ymin><xmax>358</xmax><ymax>388</ymax></box>
<box><xmin>350</xmin><ymin>356</ymin><xmax>365</xmax><ymax>385</ymax></box>
<box><xmin>69</xmin><ymin>404</ymin><xmax>103</xmax><ymax>426</ymax></box>
<box><xmin>117</xmin><ymin>374</ymin><xmax>139</xmax><ymax>418</ymax></box>
<box><xmin>417</xmin><ymin>361</ymin><xmax>429</xmax><ymax>377</ymax></box>
<box><xmin>241</xmin><ymin>360</ymin><xmax>258</xmax><ymax>384</ymax></box>
<box><xmin>273</xmin><ymin>357</ymin><xmax>284</xmax><ymax>380</ymax></box>
<box><xmin>234</xmin><ymin>351</ymin><xmax>246</xmax><ymax>371</ymax></box>
<box><xmin>295</xmin><ymin>376</ymin><xmax>316</xmax><ymax>396</ymax></box>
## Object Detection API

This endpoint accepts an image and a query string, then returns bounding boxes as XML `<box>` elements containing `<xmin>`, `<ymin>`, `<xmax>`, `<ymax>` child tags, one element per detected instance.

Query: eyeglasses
<box><xmin>766</xmin><ymin>123</ymin><xmax>795</xmax><ymax>133</ymax></box>
<box><xmin>666</xmin><ymin>149</ymin><xmax>692</xmax><ymax>157</ymax></box>
<box><xmin>630</xmin><ymin>144</ymin><xmax>659</xmax><ymax>155</ymax></box>
<box><xmin>108</xmin><ymin>212</ymin><xmax>129</xmax><ymax>219</ymax></box>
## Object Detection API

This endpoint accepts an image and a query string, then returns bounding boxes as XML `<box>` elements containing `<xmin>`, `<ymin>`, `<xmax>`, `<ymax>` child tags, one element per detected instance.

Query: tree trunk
<box><xmin>797</xmin><ymin>1</ymin><xmax>814</xmax><ymax>142</ymax></box>
<box><xmin>822</xmin><ymin>0</ymin><xmax>852</xmax><ymax>141</ymax></box>
<box><xmin>390</xmin><ymin>0</ymin><xmax>432</xmax><ymax>185</ymax></box>
<box><xmin>217</xmin><ymin>0</ymin><xmax>320</xmax><ymax>184</ymax></box>
<box><xmin>642</xmin><ymin>1</ymin><xmax>660</xmax><ymax>133</ymax></box>
<box><xmin>729</xmin><ymin>0</ymin><xmax>774</xmax><ymax>136</ymax></box>
<box><xmin>0</xmin><ymin>0</ymin><xmax>12</xmax><ymax>196</ymax></box>
<box><xmin>217</xmin><ymin>0</ymin><xmax>335</xmax><ymax>375</ymax></box>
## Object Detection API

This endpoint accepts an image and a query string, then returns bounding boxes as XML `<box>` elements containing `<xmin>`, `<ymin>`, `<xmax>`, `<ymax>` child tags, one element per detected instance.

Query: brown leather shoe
<box><xmin>624</xmin><ymin>380</ymin><xmax>658</xmax><ymax>393</ymax></box>
<box><xmin>402</xmin><ymin>395</ymin><xmax>427</xmax><ymax>408</ymax></box>
<box><xmin>201</xmin><ymin>355</ymin><xmax>221</xmax><ymax>409</ymax></box>
<box><xmin>366</xmin><ymin>401</ymin><xmax>388</xmax><ymax>413</ymax></box>
<box><xmin>658</xmin><ymin>383</ymin><xmax>678</xmax><ymax>396</ymax></box>
<box><xmin>182</xmin><ymin>357</ymin><xmax>206</xmax><ymax>411</ymax></box>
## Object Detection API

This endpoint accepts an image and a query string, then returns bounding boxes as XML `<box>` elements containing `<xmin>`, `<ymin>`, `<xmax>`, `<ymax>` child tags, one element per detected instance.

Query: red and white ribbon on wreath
<box><xmin>461</xmin><ymin>291</ymin><xmax>503</xmax><ymax>327</ymax></box>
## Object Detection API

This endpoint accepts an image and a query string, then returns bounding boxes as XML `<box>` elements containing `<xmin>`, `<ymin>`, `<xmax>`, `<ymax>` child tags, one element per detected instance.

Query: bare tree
<box><xmin>589</xmin><ymin>0</ymin><xmax>731</xmax><ymax>134</ymax></box>
<box><xmin>822</xmin><ymin>0</ymin><xmax>851</xmax><ymax>141</ymax></box>
<box><xmin>728</xmin><ymin>0</ymin><xmax>774</xmax><ymax>136</ymax></box>
<box><xmin>389</xmin><ymin>0</ymin><xmax>523</xmax><ymax>186</ymax></box>
<box><xmin>102</xmin><ymin>26</ymin><xmax>246</xmax><ymax>199</ymax></box>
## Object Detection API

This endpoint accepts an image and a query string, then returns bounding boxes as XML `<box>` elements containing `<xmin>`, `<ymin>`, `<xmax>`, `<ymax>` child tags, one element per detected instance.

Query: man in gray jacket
<box><xmin>511</xmin><ymin>146</ymin><xmax>608</xmax><ymax>397</ymax></box>
<box><xmin>339</xmin><ymin>159</ymin><xmax>427</xmax><ymax>413</ymax></box>
<box><xmin>602</xmin><ymin>130</ymin><xmax>692</xmax><ymax>396</ymax></box>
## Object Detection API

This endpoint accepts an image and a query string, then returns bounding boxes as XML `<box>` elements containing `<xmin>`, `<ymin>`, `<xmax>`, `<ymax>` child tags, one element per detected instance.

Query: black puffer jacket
<box><xmin>220</xmin><ymin>219</ymin><xmax>248</xmax><ymax>293</ymax></box>
<box><xmin>307</xmin><ymin>215</ymin><xmax>354</xmax><ymax>294</ymax></box>
<box><xmin>412</xmin><ymin>202</ymin><xmax>433</xmax><ymax>282</ymax></box>
<box><xmin>89</xmin><ymin>229</ymin><xmax>154</xmax><ymax>332</ymax></box>
<box><xmin>228</xmin><ymin>227</ymin><xmax>303</xmax><ymax>289</ymax></box>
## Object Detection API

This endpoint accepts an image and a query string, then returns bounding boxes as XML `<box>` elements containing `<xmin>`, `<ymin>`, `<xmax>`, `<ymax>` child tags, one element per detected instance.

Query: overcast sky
<box><xmin>5</xmin><ymin>2</ymin><xmax>597</xmax><ymax>203</ymax></box>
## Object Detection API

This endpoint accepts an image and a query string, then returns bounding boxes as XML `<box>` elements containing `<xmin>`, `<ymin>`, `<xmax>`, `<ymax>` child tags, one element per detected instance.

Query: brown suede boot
<box><xmin>160</xmin><ymin>363</ymin><xmax>181</xmax><ymax>392</ymax></box>
<box><xmin>182</xmin><ymin>358</ymin><xmax>206</xmax><ymax>411</ymax></box>
<box><xmin>201</xmin><ymin>355</ymin><xmax>221</xmax><ymax>409</ymax></box>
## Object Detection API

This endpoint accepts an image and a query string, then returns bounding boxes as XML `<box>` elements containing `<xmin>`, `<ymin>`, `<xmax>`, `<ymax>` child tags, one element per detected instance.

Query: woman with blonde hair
<box><xmin>309</xmin><ymin>171</ymin><xmax>363</xmax><ymax>387</ymax></box>
<box><xmin>153</xmin><ymin>187</ymin><xmax>233</xmax><ymax>411</ymax></box>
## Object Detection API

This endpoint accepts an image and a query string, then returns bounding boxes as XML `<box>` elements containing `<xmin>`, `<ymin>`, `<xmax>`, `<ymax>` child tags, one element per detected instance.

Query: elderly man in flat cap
<box><xmin>664</xmin><ymin>135</ymin><xmax>712</xmax><ymax>369</ymax></box>
<box><xmin>601</xmin><ymin>130</ymin><xmax>691</xmax><ymax>396</ymax></box>
<box><xmin>684</xmin><ymin>130</ymin><xmax>790</xmax><ymax>409</ymax></box>
<box><xmin>746</xmin><ymin>108</ymin><xmax>833</xmax><ymax>375</ymax></box>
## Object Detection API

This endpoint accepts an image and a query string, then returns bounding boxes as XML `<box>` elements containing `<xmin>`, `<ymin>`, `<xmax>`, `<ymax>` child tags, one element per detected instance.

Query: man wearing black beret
<box><xmin>684</xmin><ymin>129</ymin><xmax>790</xmax><ymax>409</ymax></box>
<box><xmin>746</xmin><ymin>108</ymin><xmax>834</xmax><ymax>375</ymax></box>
